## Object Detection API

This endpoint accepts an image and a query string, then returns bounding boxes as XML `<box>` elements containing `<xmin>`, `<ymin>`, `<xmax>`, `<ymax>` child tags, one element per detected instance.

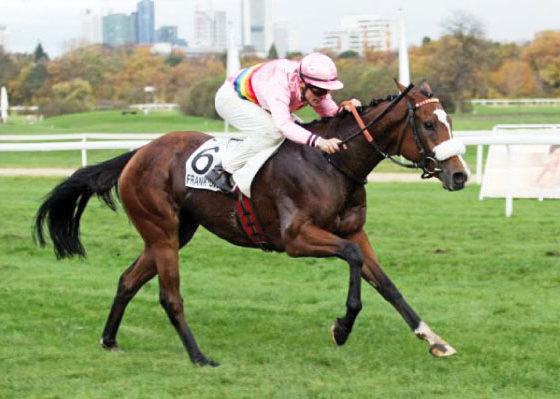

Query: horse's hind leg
<box><xmin>100</xmin><ymin>250</ymin><xmax>157</xmax><ymax>350</ymax></box>
<box><xmin>348</xmin><ymin>230</ymin><xmax>457</xmax><ymax>357</ymax></box>
<box><xmin>153</xmin><ymin>242</ymin><xmax>219</xmax><ymax>367</ymax></box>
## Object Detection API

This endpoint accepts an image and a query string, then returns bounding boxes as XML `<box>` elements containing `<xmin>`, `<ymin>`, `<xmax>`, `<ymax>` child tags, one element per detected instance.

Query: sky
<box><xmin>1</xmin><ymin>0</ymin><xmax>559</xmax><ymax>58</ymax></box>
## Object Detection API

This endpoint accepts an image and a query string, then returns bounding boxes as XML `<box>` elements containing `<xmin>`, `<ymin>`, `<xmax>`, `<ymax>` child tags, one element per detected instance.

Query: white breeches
<box><xmin>215</xmin><ymin>81</ymin><xmax>284</xmax><ymax>173</ymax></box>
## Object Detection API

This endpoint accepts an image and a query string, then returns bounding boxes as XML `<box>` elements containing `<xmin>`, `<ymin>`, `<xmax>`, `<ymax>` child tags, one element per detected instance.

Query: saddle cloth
<box><xmin>185</xmin><ymin>136</ymin><xmax>283</xmax><ymax>198</ymax></box>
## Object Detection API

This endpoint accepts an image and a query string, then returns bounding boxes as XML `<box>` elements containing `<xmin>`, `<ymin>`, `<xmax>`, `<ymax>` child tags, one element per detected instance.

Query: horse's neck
<box><xmin>322</xmin><ymin>102</ymin><xmax>407</xmax><ymax>180</ymax></box>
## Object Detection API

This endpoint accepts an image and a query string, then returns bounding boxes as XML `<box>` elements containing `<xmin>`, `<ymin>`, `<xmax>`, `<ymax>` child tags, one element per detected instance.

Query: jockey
<box><xmin>206</xmin><ymin>52</ymin><xmax>361</xmax><ymax>194</ymax></box>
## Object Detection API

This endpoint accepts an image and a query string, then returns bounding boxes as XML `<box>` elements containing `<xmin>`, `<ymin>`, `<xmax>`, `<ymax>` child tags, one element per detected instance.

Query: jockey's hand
<box><xmin>316</xmin><ymin>137</ymin><xmax>345</xmax><ymax>154</ymax></box>
<box><xmin>343</xmin><ymin>98</ymin><xmax>362</xmax><ymax>111</ymax></box>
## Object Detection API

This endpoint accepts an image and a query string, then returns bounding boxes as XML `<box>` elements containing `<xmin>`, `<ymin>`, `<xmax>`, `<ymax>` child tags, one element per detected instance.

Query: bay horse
<box><xmin>35</xmin><ymin>82</ymin><xmax>469</xmax><ymax>367</ymax></box>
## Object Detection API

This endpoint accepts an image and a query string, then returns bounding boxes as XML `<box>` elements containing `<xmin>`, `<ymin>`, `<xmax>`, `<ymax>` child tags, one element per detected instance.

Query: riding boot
<box><xmin>205</xmin><ymin>163</ymin><xmax>235</xmax><ymax>196</ymax></box>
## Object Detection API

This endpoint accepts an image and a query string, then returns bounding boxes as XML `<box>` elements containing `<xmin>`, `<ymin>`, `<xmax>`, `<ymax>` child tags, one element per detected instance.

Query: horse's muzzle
<box><xmin>451</xmin><ymin>171</ymin><xmax>467</xmax><ymax>190</ymax></box>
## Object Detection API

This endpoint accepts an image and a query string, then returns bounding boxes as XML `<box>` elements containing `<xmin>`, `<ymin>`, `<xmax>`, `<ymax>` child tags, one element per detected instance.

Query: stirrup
<box><xmin>205</xmin><ymin>164</ymin><xmax>235</xmax><ymax>195</ymax></box>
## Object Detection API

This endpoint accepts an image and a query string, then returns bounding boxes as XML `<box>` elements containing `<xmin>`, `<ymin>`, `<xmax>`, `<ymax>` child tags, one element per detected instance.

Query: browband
<box><xmin>414</xmin><ymin>98</ymin><xmax>440</xmax><ymax>108</ymax></box>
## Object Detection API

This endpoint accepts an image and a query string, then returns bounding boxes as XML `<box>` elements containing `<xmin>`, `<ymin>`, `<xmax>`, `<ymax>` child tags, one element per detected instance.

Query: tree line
<box><xmin>0</xmin><ymin>16</ymin><xmax>558</xmax><ymax>117</ymax></box>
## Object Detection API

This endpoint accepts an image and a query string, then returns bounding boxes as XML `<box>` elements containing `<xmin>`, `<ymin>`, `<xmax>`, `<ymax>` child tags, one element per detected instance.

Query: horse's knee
<box><xmin>342</xmin><ymin>243</ymin><xmax>363</xmax><ymax>267</ymax></box>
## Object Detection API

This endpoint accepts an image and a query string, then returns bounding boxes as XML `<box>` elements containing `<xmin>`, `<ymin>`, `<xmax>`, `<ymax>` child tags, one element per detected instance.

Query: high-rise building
<box><xmin>241</xmin><ymin>0</ymin><xmax>271</xmax><ymax>55</ymax></box>
<box><xmin>136</xmin><ymin>0</ymin><xmax>155</xmax><ymax>44</ymax></box>
<box><xmin>102</xmin><ymin>13</ymin><xmax>135</xmax><ymax>47</ymax></box>
<box><xmin>273</xmin><ymin>21</ymin><xmax>299</xmax><ymax>58</ymax></box>
<box><xmin>193</xmin><ymin>9</ymin><xmax>227</xmax><ymax>51</ymax></box>
<box><xmin>0</xmin><ymin>25</ymin><xmax>8</xmax><ymax>51</ymax></box>
<box><xmin>81</xmin><ymin>9</ymin><xmax>102</xmax><ymax>44</ymax></box>
<box><xmin>322</xmin><ymin>14</ymin><xmax>398</xmax><ymax>55</ymax></box>
<box><xmin>156</xmin><ymin>26</ymin><xmax>178</xmax><ymax>44</ymax></box>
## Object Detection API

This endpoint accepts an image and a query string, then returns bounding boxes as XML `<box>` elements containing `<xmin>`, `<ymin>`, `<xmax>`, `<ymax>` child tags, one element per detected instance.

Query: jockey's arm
<box><xmin>313</xmin><ymin>96</ymin><xmax>362</xmax><ymax>116</ymax></box>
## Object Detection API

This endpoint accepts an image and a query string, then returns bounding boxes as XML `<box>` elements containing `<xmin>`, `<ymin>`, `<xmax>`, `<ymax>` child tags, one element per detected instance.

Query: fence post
<box><xmin>81</xmin><ymin>136</ymin><xmax>87</xmax><ymax>166</ymax></box>
<box><xmin>505</xmin><ymin>144</ymin><xmax>513</xmax><ymax>217</ymax></box>
<box><xmin>476</xmin><ymin>144</ymin><xmax>483</xmax><ymax>184</ymax></box>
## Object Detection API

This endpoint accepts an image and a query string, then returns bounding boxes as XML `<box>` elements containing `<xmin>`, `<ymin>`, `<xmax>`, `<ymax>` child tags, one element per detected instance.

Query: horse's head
<box><xmin>394</xmin><ymin>81</ymin><xmax>469</xmax><ymax>191</ymax></box>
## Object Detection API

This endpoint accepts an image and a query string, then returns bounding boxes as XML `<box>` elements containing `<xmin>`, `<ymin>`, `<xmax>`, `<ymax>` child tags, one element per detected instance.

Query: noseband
<box><xmin>339</xmin><ymin>85</ymin><xmax>445</xmax><ymax>180</ymax></box>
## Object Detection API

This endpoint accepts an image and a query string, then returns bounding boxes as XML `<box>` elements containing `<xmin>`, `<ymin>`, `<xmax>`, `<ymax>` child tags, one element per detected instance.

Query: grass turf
<box><xmin>0</xmin><ymin>177</ymin><xmax>559</xmax><ymax>398</ymax></box>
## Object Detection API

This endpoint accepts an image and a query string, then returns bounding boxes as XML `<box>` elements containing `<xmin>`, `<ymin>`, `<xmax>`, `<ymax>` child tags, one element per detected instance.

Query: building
<box><xmin>273</xmin><ymin>21</ymin><xmax>299</xmax><ymax>58</ymax></box>
<box><xmin>193</xmin><ymin>9</ymin><xmax>227</xmax><ymax>52</ymax></box>
<box><xmin>0</xmin><ymin>25</ymin><xmax>8</xmax><ymax>51</ymax></box>
<box><xmin>156</xmin><ymin>26</ymin><xmax>178</xmax><ymax>44</ymax></box>
<box><xmin>322</xmin><ymin>14</ymin><xmax>398</xmax><ymax>55</ymax></box>
<box><xmin>102</xmin><ymin>13</ymin><xmax>135</xmax><ymax>47</ymax></box>
<box><xmin>81</xmin><ymin>9</ymin><xmax>102</xmax><ymax>44</ymax></box>
<box><xmin>136</xmin><ymin>0</ymin><xmax>155</xmax><ymax>44</ymax></box>
<box><xmin>241</xmin><ymin>0</ymin><xmax>271</xmax><ymax>55</ymax></box>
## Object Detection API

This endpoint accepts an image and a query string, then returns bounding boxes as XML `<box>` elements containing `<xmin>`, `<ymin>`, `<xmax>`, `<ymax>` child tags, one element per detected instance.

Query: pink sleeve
<box><xmin>313</xmin><ymin>94</ymin><xmax>339</xmax><ymax>117</ymax></box>
<box><xmin>265</xmin><ymin>83</ymin><xmax>314</xmax><ymax>146</ymax></box>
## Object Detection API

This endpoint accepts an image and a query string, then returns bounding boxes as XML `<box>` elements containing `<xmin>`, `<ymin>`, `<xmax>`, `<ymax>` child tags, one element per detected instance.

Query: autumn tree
<box><xmin>523</xmin><ymin>30</ymin><xmax>560</xmax><ymax>91</ymax></box>
<box><xmin>489</xmin><ymin>60</ymin><xmax>537</xmax><ymax>97</ymax></box>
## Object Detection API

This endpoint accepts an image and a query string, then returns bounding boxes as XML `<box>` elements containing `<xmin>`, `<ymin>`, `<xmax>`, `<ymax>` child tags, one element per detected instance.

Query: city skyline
<box><xmin>0</xmin><ymin>0</ymin><xmax>558</xmax><ymax>57</ymax></box>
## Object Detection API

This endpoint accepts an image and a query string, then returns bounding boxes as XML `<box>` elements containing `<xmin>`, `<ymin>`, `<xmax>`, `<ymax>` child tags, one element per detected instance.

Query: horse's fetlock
<box><xmin>347</xmin><ymin>299</ymin><xmax>362</xmax><ymax>313</ymax></box>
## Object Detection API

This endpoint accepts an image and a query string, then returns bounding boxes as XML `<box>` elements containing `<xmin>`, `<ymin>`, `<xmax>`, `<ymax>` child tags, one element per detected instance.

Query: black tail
<box><xmin>34</xmin><ymin>150</ymin><xmax>138</xmax><ymax>259</ymax></box>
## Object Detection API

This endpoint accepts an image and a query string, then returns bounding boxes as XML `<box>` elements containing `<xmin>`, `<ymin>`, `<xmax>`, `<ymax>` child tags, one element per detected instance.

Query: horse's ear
<box><xmin>419</xmin><ymin>81</ymin><xmax>433</xmax><ymax>96</ymax></box>
<box><xmin>393</xmin><ymin>78</ymin><xmax>408</xmax><ymax>93</ymax></box>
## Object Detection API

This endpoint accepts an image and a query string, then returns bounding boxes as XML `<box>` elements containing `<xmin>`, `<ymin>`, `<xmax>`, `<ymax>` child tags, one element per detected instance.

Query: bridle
<box><xmin>330</xmin><ymin>84</ymin><xmax>445</xmax><ymax>183</ymax></box>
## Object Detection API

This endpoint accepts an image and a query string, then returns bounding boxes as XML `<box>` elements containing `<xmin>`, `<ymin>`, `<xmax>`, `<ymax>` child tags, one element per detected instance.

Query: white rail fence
<box><xmin>2</xmin><ymin>126</ymin><xmax>560</xmax><ymax>218</ymax></box>
<box><xmin>0</xmin><ymin>130</ymin><xmax>488</xmax><ymax>168</ymax></box>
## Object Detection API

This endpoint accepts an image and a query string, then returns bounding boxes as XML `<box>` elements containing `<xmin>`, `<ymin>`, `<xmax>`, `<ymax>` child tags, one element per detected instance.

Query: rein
<box><xmin>328</xmin><ymin>86</ymin><xmax>444</xmax><ymax>183</ymax></box>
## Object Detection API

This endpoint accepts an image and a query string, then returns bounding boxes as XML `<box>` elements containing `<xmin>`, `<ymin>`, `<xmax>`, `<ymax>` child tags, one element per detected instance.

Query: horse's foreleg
<box><xmin>285</xmin><ymin>223</ymin><xmax>364</xmax><ymax>346</ymax></box>
<box><xmin>100</xmin><ymin>251</ymin><xmax>157</xmax><ymax>350</ymax></box>
<box><xmin>347</xmin><ymin>230</ymin><xmax>457</xmax><ymax>357</ymax></box>
<box><xmin>154</xmin><ymin>243</ymin><xmax>219</xmax><ymax>367</ymax></box>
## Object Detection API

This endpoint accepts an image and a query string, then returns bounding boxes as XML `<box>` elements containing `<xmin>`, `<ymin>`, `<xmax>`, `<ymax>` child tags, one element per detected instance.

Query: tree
<box><xmin>490</xmin><ymin>60</ymin><xmax>537</xmax><ymax>97</ymax></box>
<box><xmin>338</xmin><ymin>50</ymin><xmax>359</xmax><ymax>59</ymax></box>
<box><xmin>522</xmin><ymin>30</ymin><xmax>560</xmax><ymax>90</ymax></box>
<box><xmin>33</xmin><ymin>43</ymin><xmax>49</xmax><ymax>62</ymax></box>
<box><xmin>39</xmin><ymin>78</ymin><xmax>95</xmax><ymax>116</ymax></box>
<box><xmin>22</xmin><ymin>63</ymin><xmax>49</xmax><ymax>101</ymax></box>
<box><xmin>0</xmin><ymin>49</ymin><xmax>18</xmax><ymax>86</ymax></box>
<box><xmin>267</xmin><ymin>43</ymin><xmax>278</xmax><ymax>59</ymax></box>
<box><xmin>424</xmin><ymin>11</ymin><xmax>489</xmax><ymax>112</ymax></box>
<box><xmin>285</xmin><ymin>51</ymin><xmax>303</xmax><ymax>59</ymax></box>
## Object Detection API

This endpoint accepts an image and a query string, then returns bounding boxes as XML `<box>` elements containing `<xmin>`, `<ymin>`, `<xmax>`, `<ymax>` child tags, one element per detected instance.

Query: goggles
<box><xmin>306</xmin><ymin>84</ymin><xmax>329</xmax><ymax>97</ymax></box>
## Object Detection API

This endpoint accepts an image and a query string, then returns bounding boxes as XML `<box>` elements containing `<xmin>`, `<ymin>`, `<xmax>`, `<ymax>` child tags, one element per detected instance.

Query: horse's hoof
<box><xmin>99</xmin><ymin>338</ymin><xmax>122</xmax><ymax>352</ymax></box>
<box><xmin>329</xmin><ymin>319</ymin><xmax>350</xmax><ymax>346</ymax></box>
<box><xmin>194</xmin><ymin>357</ymin><xmax>220</xmax><ymax>367</ymax></box>
<box><xmin>429</xmin><ymin>343</ymin><xmax>457</xmax><ymax>357</ymax></box>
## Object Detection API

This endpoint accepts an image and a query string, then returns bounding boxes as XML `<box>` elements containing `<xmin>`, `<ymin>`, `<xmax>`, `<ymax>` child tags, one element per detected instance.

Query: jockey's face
<box><xmin>300</xmin><ymin>82</ymin><xmax>329</xmax><ymax>107</ymax></box>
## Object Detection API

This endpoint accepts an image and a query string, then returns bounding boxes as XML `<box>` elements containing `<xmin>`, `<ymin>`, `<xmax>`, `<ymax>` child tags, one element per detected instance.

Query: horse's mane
<box><xmin>299</xmin><ymin>94</ymin><xmax>400</xmax><ymax>131</ymax></box>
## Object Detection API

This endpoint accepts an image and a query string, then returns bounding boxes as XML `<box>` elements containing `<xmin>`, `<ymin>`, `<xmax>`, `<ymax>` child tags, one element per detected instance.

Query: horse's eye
<box><xmin>424</xmin><ymin>122</ymin><xmax>434</xmax><ymax>130</ymax></box>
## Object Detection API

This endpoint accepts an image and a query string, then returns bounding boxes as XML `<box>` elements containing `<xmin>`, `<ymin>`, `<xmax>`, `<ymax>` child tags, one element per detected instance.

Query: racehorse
<box><xmin>35</xmin><ymin>82</ymin><xmax>469</xmax><ymax>367</ymax></box>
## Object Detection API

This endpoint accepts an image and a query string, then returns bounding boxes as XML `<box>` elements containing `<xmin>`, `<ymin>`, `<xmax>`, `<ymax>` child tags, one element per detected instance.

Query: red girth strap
<box><xmin>234</xmin><ymin>188</ymin><xmax>273</xmax><ymax>251</ymax></box>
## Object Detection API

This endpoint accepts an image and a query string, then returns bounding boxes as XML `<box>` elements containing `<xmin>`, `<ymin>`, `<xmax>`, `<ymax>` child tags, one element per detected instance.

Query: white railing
<box><xmin>470</xmin><ymin>98</ymin><xmax>560</xmax><ymax>105</ymax></box>
<box><xmin>0</xmin><ymin>132</ymin><xmax>229</xmax><ymax>166</ymax></box>
<box><xmin>0</xmin><ymin>131</ymin><xmax>492</xmax><ymax>170</ymax></box>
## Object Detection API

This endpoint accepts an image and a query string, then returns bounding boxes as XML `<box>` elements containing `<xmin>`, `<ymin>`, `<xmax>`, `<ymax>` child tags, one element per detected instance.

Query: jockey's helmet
<box><xmin>299</xmin><ymin>53</ymin><xmax>344</xmax><ymax>91</ymax></box>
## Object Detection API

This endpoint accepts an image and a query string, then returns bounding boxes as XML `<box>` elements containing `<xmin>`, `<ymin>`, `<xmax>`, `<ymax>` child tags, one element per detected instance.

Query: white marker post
<box><xmin>1</xmin><ymin>86</ymin><xmax>8</xmax><ymax>124</ymax></box>
<box><xmin>398</xmin><ymin>9</ymin><xmax>410</xmax><ymax>86</ymax></box>
<box><xmin>225</xmin><ymin>21</ymin><xmax>241</xmax><ymax>133</ymax></box>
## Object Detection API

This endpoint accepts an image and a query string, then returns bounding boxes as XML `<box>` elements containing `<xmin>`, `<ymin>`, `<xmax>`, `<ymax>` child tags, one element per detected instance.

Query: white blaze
<box><xmin>431</xmin><ymin>107</ymin><xmax>471</xmax><ymax>177</ymax></box>
<box><xmin>433</xmin><ymin>109</ymin><xmax>451</xmax><ymax>139</ymax></box>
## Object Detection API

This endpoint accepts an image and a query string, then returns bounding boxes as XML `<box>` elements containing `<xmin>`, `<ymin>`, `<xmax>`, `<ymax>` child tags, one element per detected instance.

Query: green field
<box><xmin>0</xmin><ymin>178</ymin><xmax>559</xmax><ymax>398</ymax></box>
<box><xmin>1</xmin><ymin>105</ymin><xmax>559</xmax><ymax>170</ymax></box>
